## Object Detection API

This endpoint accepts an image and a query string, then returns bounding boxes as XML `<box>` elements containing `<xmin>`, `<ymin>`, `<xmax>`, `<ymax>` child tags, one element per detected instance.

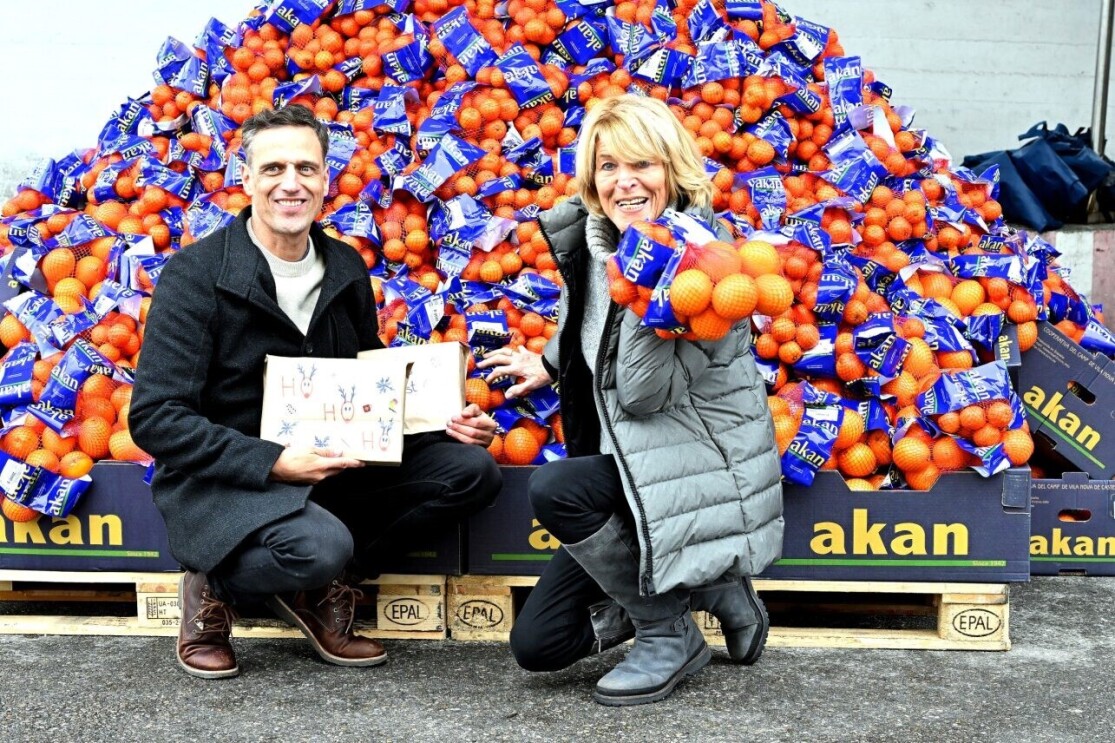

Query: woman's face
<box><xmin>593</xmin><ymin>143</ymin><xmax>669</xmax><ymax>233</ymax></box>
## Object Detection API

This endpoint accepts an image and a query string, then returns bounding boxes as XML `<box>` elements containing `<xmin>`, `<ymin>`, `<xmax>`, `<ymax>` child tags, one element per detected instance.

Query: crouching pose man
<box><xmin>479</xmin><ymin>95</ymin><xmax>783</xmax><ymax>706</ymax></box>
<box><xmin>131</xmin><ymin>105</ymin><xmax>502</xmax><ymax>678</ymax></box>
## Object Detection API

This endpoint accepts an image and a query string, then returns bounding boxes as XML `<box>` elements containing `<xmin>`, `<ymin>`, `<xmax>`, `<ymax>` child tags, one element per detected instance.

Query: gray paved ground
<box><xmin>0</xmin><ymin>576</ymin><xmax>1112</xmax><ymax>743</ymax></box>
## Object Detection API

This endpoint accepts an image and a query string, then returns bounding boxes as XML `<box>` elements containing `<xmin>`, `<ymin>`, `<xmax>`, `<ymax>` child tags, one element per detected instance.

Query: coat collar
<box><xmin>215</xmin><ymin>208</ymin><xmax>364</xmax><ymax>334</ymax></box>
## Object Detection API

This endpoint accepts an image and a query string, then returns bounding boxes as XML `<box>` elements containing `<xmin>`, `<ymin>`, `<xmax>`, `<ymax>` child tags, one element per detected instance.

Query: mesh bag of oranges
<box><xmin>914</xmin><ymin>360</ymin><xmax>1032</xmax><ymax>477</ymax></box>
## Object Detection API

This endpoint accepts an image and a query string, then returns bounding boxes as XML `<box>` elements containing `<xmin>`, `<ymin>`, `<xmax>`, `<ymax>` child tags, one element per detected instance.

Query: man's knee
<box><xmin>447</xmin><ymin>443</ymin><xmax>502</xmax><ymax>510</ymax></box>
<box><xmin>269</xmin><ymin>514</ymin><xmax>354</xmax><ymax>588</ymax></box>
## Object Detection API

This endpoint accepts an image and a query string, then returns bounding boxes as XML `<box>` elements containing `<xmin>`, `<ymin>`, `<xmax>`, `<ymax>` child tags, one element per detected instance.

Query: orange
<box><xmin>59</xmin><ymin>450</ymin><xmax>95</xmax><ymax>479</ymax></box>
<box><xmin>950</xmin><ymin>280</ymin><xmax>985</xmax><ymax>316</ymax></box>
<box><xmin>931</xmin><ymin>436</ymin><xmax>968</xmax><ymax>471</ymax></box>
<box><xmin>689</xmin><ymin>307</ymin><xmax>732</xmax><ymax>341</ymax></box>
<box><xmin>108</xmin><ymin>430</ymin><xmax>149</xmax><ymax>462</ymax></box>
<box><xmin>24</xmin><ymin>448</ymin><xmax>60</xmax><ymax>473</ymax></box>
<box><xmin>892</xmin><ymin>436</ymin><xmax>930</xmax><ymax>473</ymax></box>
<box><xmin>845</xmin><ymin>478</ymin><xmax>875</xmax><ymax>491</ymax></box>
<box><xmin>905</xmin><ymin>463</ymin><xmax>940</xmax><ymax>490</ymax></box>
<box><xmin>41</xmin><ymin>248</ymin><xmax>76</xmax><ymax>285</ymax></box>
<box><xmin>902</xmin><ymin>338</ymin><xmax>937</xmax><ymax>379</ymax></box>
<box><xmin>836</xmin><ymin>351</ymin><xmax>866</xmax><ymax>382</ymax></box>
<box><xmin>837</xmin><ymin>442</ymin><xmax>877</xmax><ymax>478</ymax></box>
<box><xmin>834</xmin><ymin>409</ymin><xmax>865</xmax><ymax>451</ymax></box>
<box><xmin>486</xmin><ymin>434</ymin><xmax>504</xmax><ymax>463</ymax></box>
<box><xmin>0</xmin><ymin>313</ymin><xmax>30</xmax><ymax>348</ymax></box>
<box><xmin>710</xmin><ymin>274</ymin><xmax>757</xmax><ymax>321</ymax></box>
<box><xmin>1</xmin><ymin>496</ymin><xmax>39</xmax><ymax>523</ymax></box>
<box><xmin>3</xmin><ymin>426</ymin><xmax>40</xmax><ymax>460</ymax></box>
<box><xmin>777</xmin><ymin>340</ymin><xmax>803</xmax><ymax>364</ymax></box>
<box><xmin>866</xmin><ymin>429</ymin><xmax>892</xmax><ymax>467</ymax></box>
<box><xmin>671</xmin><ymin>270</ymin><xmax>714</xmax><ymax>317</ymax></box>
<box><xmin>936</xmin><ymin>412</ymin><xmax>961</xmax><ymax>434</ymax></box>
<box><xmin>42</xmin><ymin>428</ymin><xmax>77</xmax><ymax>458</ymax></box>
<box><xmin>969</xmin><ymin>422</ymin><xmax>1001</xmax><ymax>449</ymax></box>
<box><xmin>737</xmin><ymin>240</ymin><xmax>781</xmax><ymax>278</ymax></box>
<box><xmin>503</xmin><ymin>427</ymin><xmax>541</xmax><ymax>466</ymax></box>
<box><xmin>1016</xmin><ymin>321</ymin><xmax>1038</xmax><ymax>353</ymax></box>
<box><xmin>773</xmin><ymin>415</ymin><xmax>799</xmax><ymax>455</ymax></box>
<box><xmin>465</xmin><ymin>377</ymin><xmax>492</xmax><ymax>411</ymax></box>
<box><xmin>78</xmin><ymin>416</ymin><xmax>113</xmax><ymax>460</ymax></box>
<box><xmin>694</xmin><ymin>241</ymin><xmax>743</xmax><ymax>282</ymax></box>
<box><xmin>958</xmin><ymin>405</ymin><xmax>986</xmax><ymax>432</ymax></box>
<box><xmin>769</xmin><ymin>317</ymin><xmax>797</xmax><ymax>343</ymax></box>
<box><xmin>754</xmin><ymin>274</ymin><xmax>794</xmax><ymax>316</ymax></box>
<box><xmin>1002</xmin><ymin>429</ymin><xmax>1034</xmax><ymax>467</ymax></box>
<box><xmin>937</xmin><ymin>350</ymin><xmax>974</xmax><ymax>369</ymax></box>
<box><xmin>883</xmin><ymin>371</ymin><xmax>919</xmax><ymax>409</ymax></box>
<box><xmin>986</xmin><ymin>400</ymin><xmax>1013</xmax><ymax>430</ymax></box>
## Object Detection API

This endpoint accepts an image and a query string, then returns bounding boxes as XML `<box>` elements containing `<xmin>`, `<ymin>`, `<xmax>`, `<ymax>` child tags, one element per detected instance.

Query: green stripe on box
<box><xmin>1031</xmin><ymin>556</ymin><xmax>1115</xmax><ymax>563</ymax></box>
<box><xmin>0</xmin><ymin>547</ymin><xmax>161</xmax><ymax>558</ymax></box>
<box><xmin>773</xmin><ymin>558</ymin><xmax>1006</xmax><ymax>567</ymax></box>
<box><xmin>491</xmin><ymin>553</ymin><xmax>554</xmax><ymax>561</ymax></box>
<box><xmin>1023</xmin><ymin>404</ymin><xmax>1105</xmax><ymax>467</ymax></box>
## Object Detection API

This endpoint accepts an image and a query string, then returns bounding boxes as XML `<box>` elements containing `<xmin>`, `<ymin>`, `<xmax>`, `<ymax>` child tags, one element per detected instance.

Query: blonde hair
<box><xmin>575</xmin><ymin>95</ymin><xmax>713</xmax><ymax>217</ymax></box>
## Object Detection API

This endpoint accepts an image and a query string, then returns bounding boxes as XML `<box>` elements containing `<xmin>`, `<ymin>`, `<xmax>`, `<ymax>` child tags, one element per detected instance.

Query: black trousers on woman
<box><xmin>509</xmin><ymin>454</ymin><xmax>638</xmax><ymax>672</ymax></box>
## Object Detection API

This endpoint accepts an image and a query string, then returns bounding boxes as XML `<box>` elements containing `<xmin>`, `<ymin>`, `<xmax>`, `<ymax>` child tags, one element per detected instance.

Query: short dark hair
<box><xmin>240</xmin><ymin>105</ymin><xmax>329</xmax><ymax>166</ymax></box>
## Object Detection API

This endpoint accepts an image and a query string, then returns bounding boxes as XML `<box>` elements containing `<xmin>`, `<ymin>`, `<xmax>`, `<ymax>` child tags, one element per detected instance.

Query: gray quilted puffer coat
<box><xmin>539</xmin><ymin>197</ymin><xmax>784</xmax><ymax>595</ymax></box>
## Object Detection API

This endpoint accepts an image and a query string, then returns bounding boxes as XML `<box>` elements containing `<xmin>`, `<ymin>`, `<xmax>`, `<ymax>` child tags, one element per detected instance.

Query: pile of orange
<box><xmin>0</xmin><ymin>0</ymin><xmax>1080</xmax><ymax>488</ymax></box>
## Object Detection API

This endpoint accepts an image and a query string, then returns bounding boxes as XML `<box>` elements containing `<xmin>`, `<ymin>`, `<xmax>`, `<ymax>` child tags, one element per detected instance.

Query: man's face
<box><xmin>241</xmin><ymin>125</ymin><xmax>329</xmax><ymax>248</ymax></box>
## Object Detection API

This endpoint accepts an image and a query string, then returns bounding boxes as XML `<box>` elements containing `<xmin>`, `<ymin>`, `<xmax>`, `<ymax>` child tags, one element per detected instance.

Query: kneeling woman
<box><xmin>479</xmin><ymin>95</ymin><xmax>783</xmax><ymax>707</ymax></box>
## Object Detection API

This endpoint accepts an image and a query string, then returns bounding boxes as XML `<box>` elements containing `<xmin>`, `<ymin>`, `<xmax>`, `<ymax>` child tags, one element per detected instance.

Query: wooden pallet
<box><xmin>0</xmin><ymin>570</ymin><xmax>447</xmax><ymax>640</ymax></box>
<box><xmin>447</xmin><ymin>576</ymin><xmax>1011</xmax><ymax>651</ymax></box>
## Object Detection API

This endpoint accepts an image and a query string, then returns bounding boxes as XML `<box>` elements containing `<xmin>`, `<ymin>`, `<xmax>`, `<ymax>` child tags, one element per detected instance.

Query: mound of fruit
<box><xmin>2</xmin><ymin>0</ymin><xmax>1112</xmax><ymax>514</ymax></box>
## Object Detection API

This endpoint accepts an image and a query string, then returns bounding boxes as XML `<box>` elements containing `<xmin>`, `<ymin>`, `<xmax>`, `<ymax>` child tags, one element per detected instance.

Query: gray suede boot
<box><xmin>588</xmin><ymin>600</ymin><xmax>634</xmax><ymax>654</ymax></box>
<box><xmin>691</xmin><ymin>575</ymin><xmax>769</xmax><ymax>665</ymax></box>
<box><xmin>565</xmin><ymin>515</ymin><xmax>711</xmax><ymax>707</ymax></box>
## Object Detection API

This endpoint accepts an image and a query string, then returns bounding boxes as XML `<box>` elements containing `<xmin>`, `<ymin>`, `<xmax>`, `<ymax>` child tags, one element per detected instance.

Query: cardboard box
<box><xmin>0</xmin><ymin>461</ymin><xmax>178</xmax><ymax>572</ymax></box>
<box><xmin>467</xmin><ymin>466</ymin><xmax>1031</xmax><ymax>583</ymax></box>
<box><xmin>1018</xmin><ymin>322</ymin><xmax>1115</xmax><ymax>479</ymax></box>
<box><xmin>375</xmin><ymin>524</ymin><xmax>465</xmax><ymax>576</ymax></box>
<box><xmin>1030</xmin><ymin>472</ymin><xmax>1115</xmax><ymax>576</ymax></box>
<box><xmin>467</xmin><ymin>467</ymin><xmax>555</xmax><ymax>576</ymax></box>
<box><xmin>759</xmin><ymin>469</ymin><xmax>1032</xmax><ymax>583</ymax></box>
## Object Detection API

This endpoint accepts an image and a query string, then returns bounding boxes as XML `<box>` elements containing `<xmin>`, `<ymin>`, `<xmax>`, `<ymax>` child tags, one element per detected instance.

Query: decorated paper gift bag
<box><xmin>260</xmin><ymin>355</ymin><xmax>410</xmax><ymax>464</ymax></box>
<box><xmin>358</xmin><ymin>342</ymin><xmax>468</xmax><ymax>434</ymax></box>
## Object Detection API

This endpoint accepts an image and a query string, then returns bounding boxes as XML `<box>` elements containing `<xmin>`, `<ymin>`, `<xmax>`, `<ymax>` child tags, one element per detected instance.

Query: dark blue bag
<box><xmin>1009</xmin><ymin>137</ymin><xmax>1089</xmax><ymax>221</ymax></box>
<box><xmin>962</xmin><ymin>149</ymin><xmax>1062</xmax><ymax>232</ymax></box>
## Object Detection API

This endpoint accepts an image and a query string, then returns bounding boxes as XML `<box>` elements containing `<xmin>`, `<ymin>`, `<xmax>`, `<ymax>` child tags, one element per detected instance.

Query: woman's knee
<box><xmin>509</xmin><ymin>619</ymin><xmax>576</xmax><ymax>673</ymax></box>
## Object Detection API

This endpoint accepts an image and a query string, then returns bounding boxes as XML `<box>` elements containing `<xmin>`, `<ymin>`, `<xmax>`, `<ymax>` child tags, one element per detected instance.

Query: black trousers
<box><xmin>208</xmin><ymin>433</ymin><xmax>502</xmax><ymax>605</ymax></box>
<box><xmin>509</xmin><ymin>454</ymin><xmax>637</xmax><ymax>672</ymax></box>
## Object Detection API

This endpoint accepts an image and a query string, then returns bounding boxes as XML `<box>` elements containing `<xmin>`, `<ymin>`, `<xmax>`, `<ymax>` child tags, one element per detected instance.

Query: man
<box><xmin>131</xmin><ymin>105</ymin><xmax>502</xmax><ymax>679</ymax></box>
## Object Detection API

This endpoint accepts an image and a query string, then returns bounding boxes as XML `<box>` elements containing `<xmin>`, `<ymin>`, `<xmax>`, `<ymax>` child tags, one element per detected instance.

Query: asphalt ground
<box><xmin>0</xmin><ymin>576</ymin><xmax>1112</xmax><ymax>743</ymax></box>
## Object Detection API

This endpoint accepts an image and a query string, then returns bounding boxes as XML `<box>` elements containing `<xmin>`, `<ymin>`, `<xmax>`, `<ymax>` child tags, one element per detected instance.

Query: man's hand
<box><xmin>269</xmin><ymin>447</ymin><xmax>365</xmax><ymax>484</ymax></box>
<box><xmin>446</xmin><ymin>403</ymin><xmax>497</xmax><ymax>447</ymax></box>
<box><xmin>476</xmin><ymin>346</ymin><xmax>553</xmax><ymax>399</ymax></box>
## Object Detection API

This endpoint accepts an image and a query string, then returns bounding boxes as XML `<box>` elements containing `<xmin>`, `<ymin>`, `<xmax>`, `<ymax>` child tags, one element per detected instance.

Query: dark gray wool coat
<box><xmin>130</xmin><ymin>208</ymin><xmax>381</xmax><ymax>573</ymax></box>
<box><xmin>539</xmin><ymin>197</ymin><xmax>784</xmax><ymax>595</ymax></box>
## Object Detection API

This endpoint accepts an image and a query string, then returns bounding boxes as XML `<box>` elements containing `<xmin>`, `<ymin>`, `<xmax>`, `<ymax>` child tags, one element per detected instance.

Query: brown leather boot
<box><xmin>266</xmin><ymin>579</ymin><xmax>387</xmax><ymax>667</ymax></box>
<box><xmin>177</xmin><ymin>571</ymin><xmax>239</xmax><ymax>679</ymax></box>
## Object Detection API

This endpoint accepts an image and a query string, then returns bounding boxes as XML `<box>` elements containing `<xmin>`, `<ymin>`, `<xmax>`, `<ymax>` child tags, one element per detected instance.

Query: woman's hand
<box><xmin>477</xmin><ymin>345</ymin><xmax>553</xmax><ymax>399</ymax></box>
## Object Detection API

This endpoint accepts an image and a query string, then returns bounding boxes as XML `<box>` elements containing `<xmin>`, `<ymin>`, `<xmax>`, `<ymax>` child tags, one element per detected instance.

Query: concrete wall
<box><xmin>1</xmin><ymin>0</ymin><xmax>1111</xmax><ymax>184</ymax></box>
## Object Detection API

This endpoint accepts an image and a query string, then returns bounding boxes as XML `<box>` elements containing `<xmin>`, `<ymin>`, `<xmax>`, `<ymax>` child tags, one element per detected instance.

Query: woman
<box><xmin>478</xmin><ymin>95</ymin><xmax>783</xmax><ymax>706</ymax></box>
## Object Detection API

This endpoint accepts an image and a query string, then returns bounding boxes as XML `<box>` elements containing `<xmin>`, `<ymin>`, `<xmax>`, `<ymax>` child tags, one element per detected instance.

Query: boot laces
<box><xmin>194</xmin><ymin>588</ymin><xmax>238</xmax><ymax>636</ymax></box>
<box><xmin>316</xmin><ymin>581</ymin><xmax>363</xmax><ymax>634</ymax></box>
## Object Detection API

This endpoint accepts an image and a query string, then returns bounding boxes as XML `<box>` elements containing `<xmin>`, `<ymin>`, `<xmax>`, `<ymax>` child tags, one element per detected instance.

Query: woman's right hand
<box><xmin>476</xmin><ymin>346</ymin><xmax>553</xmax><ymax>399</ymax></box>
